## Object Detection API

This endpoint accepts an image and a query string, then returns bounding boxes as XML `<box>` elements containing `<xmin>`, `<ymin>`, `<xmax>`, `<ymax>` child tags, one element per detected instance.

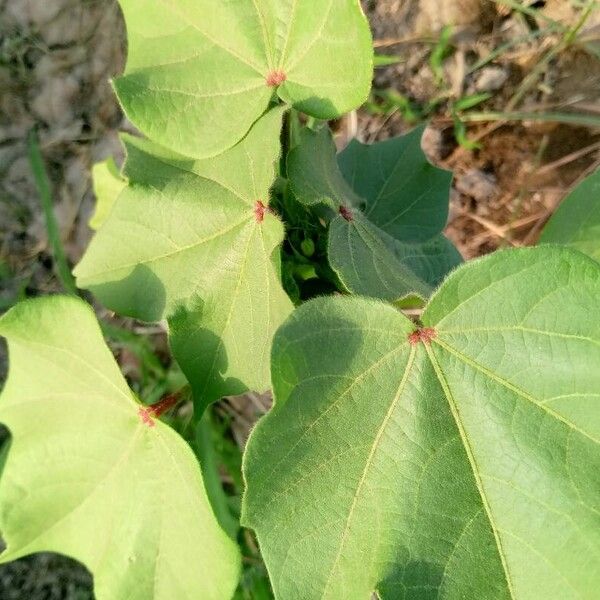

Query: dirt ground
<box><xmin>363</xmin><ymin>0</ymin><xmax>600</xmax><ymax>258</ymax></box>
<box><xmin>0</xmin><ymin>0</ymin><xmax>599</xmax><ymax>597</ymax></box>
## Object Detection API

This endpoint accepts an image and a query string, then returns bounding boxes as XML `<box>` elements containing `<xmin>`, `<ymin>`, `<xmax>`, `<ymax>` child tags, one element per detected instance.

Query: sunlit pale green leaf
<box><xmin>540</xmin><ymin>168</ymin><xmax>600</xmax><ymax>262</ymax></box>
<box><xmin>89</xmin><ymin>157</ymin><xmax>127</xmax><ymax>230</ymax></box>
<box><xmin>287</xmin><ymin>125</ymin><xmax>462</xmax><ymax>301</ymax></box>
<box><xmin>74</xmin><ymin>109</ymin><xmax>293</xmax><ymax>411</ymax></box>
<box><xmin>243</xmin><ymin>246</ymin><xmax>600</xmax><ymax>600</ymax></box>
<box><xmin>115</xmin><ymin>0</ymin><xmax>373</xmax><ymax>158</ymax></box>
<box><xmin>0</xmin><ymin>296</ymin><xmax>240</xmax><ymax>600</ymax></box>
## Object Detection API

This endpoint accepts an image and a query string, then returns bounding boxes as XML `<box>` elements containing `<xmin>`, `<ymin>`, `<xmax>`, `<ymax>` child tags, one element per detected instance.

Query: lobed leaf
<box><xmin>74</xmin><ymin>109</ymin><xmax>293</xmax><ymax>412</ymax></box>
<box><xmin>243</xmin><ymin>246</ymin><xmax>600</xmax><ymax>599</ymax></box>
<box><xmin>540</xmin><ymin>167</ymin><xmax>600</xmax><ymax>262</ymax></box>
<box><xmin>0</xmin><ymin>296</ymin><xmax>240</xmax><ymax>600</ymax></box>
<box><xmin>115</xmin><ymin>0</ymin><xmax>373</xmax><ymax>158</ymax></box>
<box><xmin>287</xmin><ymin>126</ymin><xmax>462</xmax><ymax>301</ymax></box>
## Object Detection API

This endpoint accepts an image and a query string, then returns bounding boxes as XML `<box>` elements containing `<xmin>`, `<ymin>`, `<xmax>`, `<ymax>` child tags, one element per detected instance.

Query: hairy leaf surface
<box><xmin>0</xmin><ymin>296</ymin><xmax>240</xmax><ymax>600</ymax></box>
<box><xmin>243</xmin><ymin>246</ymin><xmax>600</xmax><ymax>599</ymax></box>
<box><xmin>75</xmin><ymin>109</ymin><xmax>293</xmax><ymax>410</ymax></box>
<box><xmin>115</xmin><ymin>0</ymin><xmax>373</xmax><ymax>158</ymax></box>
<box><xmin>540</xmin><ymin>168</ymin><xmax>600</xmax><ymax>261</ymax></box>
<box><xmin>287</xmin><ymin>126</ymin><xmax>462</xmax><ymax>301</ymax></box>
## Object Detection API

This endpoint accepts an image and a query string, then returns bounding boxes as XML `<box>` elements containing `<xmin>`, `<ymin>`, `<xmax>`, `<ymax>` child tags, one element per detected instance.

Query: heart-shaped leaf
<box><xmin>115</xmin><ymin>0</ymin><xmax>373</xmax><ymax>158</ymax></box>
<box><xmin>0</xmin><ymin>296</ymin><xmax>240</xmax><ymax>600</ymax></box>
<box><xmin>540</xmin><ymin>167</ymin><xmax>600</xmax><ymax>262</ymax></box>
<box><xmin>287</xmin><ymin>126</ymin><xmax>462</xmax><ymax>301</ymax></box>
<box><xmin>243</xmin><ymin>246</ymin><xmax>600</xmax><ymax>599</ymax></box>
<box><xmin>74</xmin><ymin>109</ymin><xmax>293</xmax><ymax>411</ymax></box>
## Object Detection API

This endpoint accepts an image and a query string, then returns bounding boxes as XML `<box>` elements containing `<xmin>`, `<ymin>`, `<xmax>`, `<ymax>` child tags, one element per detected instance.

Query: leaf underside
<box><xmin>243</xmin><ymin>246</ymin><xmax>600</xmax><ymax>600</ymax></box>
<box><xmin>75</xmin><ymin>109</ymin><xmax>293</xmax><ymax>411</ymax></box>
<box><xmin>287</xmin><ymin>126</ymin><xmax>462</xmax><ymax>302</ymax></box>
<box><xmin>0</xmin><ymin>296</ymin><xmax>240</xmax><ymax>600</ymax></box>
<box><xmin>540</xmin><ymin>168</ymin><xmax>600</xmax><ymax>262</ymax></box>
<box><xmin>115</xmin><ymin>0</ymin><xmax>373</xmax><ymax>158</ymax></box>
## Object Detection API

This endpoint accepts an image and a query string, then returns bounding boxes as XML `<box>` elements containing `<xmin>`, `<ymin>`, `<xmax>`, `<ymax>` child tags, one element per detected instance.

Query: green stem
<box><xmin>27</xmin><ymin>130</ymin><xmax>78</xmax><ymax>295</ymax></box>
<box><xmin>195</xmin><ymin>411</ymin><xmax>239</xmax><ymax>539</ymax></box>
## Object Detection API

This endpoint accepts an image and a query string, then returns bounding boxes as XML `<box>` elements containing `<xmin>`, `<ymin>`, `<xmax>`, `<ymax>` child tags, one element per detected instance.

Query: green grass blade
<box><xmin>27</xmin><ymin>130</ymin><xmax>78</xmax><ymax>295</ymax></box>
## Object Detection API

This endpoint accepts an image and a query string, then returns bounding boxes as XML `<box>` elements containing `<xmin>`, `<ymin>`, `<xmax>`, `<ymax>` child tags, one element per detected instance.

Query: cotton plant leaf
<box><xmin>0</xmin><ymin>296</ymin><xmax>240</xmax><ymax>600</ymax></box>
<box><xmin>243</xmin><ymin>246</ymin><xmax>600</xmax><ymax>599</ymax></box>
<box><xmin>540</xmin><ymin>167</ymin><xmax>600</xmax><ymax>262</ymax></box>
<box><xmin>74</xmin><ymin>109</ymin><xmax>293</xmax><ymax>411</ymax></box>
<box><xmin>114</xmin><ymin>0</ymin><xmax>373</xmax><ymax>158</ymax></box>
<box><xmin>287</xmin><ymin>125</ymin><xmax>462</xmax><ymax>301</ymax></box>
<box><xmin>89</xmin><ymin>157</ymin><xmax>127</xmax><ymax>230</ymax></box>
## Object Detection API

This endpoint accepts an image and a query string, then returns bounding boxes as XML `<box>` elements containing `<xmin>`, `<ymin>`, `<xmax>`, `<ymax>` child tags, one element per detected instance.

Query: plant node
<box><xmin>339</xmin><ymin>205</ymin><xmax>354</xmax><ymax>222</ymax></box>
<box><xmin>408</xmin><ymin>327</ymin><xmax>437</xmax><ymax>346</ymax></box>
<box><xmin>254</xmin><ymin>200</ymin><xmax>270</xmax><ymax>223</ymax></box>
<box><xmin>266</xmin><ymin>70</ymin><xmax>287</xmax><ymax>87</ymax></box>
<box><xmin>138</xmin><ymin>392</ymin><xmax>182</xmax><ymax>427</ymax></box>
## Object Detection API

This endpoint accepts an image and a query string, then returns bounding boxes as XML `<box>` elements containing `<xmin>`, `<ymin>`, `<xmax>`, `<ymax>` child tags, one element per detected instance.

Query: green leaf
<box><xmin>89</xmin><ymin>157</ymin><xmax>127</xmax><ymax>230</ymax></box>
<box><xmin>243</xmin><ymin>246</ymin><xmax>600</xmax><ymax>599</ymax></box>
<box><xmin>0</xmin><ymin>296</ymin><xmax>240</xmax><ymax>599</ymax></box>
<box><xmin>115</xmin><ymin>0</ymin><xmax>373</xmax><ymax>158</ymax></box>
<box><xmin>540</xmin><ymin>168</ymin><xmax>600</xmax><ymax>262</ymax></box>
<box><xmin>287</xmin><ymin>125</ymin><xmax>462</xmax><ymax>301</ymax></box>
<box><xmin>74</xmin><ymin>109</ymin><xmax>293</xmax><ymax>411</ymax></box>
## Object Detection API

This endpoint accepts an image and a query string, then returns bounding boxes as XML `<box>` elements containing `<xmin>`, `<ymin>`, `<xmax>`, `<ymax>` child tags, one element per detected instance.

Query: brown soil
<box><xmin>362</xmin><ymin>0</ymin><xmax>600</xmax><ymax>258</ymax></box>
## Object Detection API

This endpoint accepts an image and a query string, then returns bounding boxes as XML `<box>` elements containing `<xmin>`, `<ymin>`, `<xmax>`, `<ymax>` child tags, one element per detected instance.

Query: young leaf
<box><xmin>540</xmin><ymin>168</ymin><xmax>600</xmax><ymax>261</ymax></box>
<box><xmin>243</xmin><ymin>246</ymin><xmax>600</xmax><ymax>599</ymax></box>
<box><xmin>89</xmin><ymin>157</ymin><xmax>127</xmax><ymax>230</ymax></box>
<box><xmin>115</xmin><ymin>0</ymin><xmax>373</xmax><ymax>158</ymax></box>
<box><xmin>287</xmin><ymin>125</ymin><xmax>462</xmax><ymax>301</ymax></box>
<box><xmin>0</xmin><ymin>296</ymin><xmax>240</xmax><ymax>600</ymax></box>
<box><xmin>74</xmin><ymin>109</ymin><xmax>293</xmax><ymax>411</ymax></box>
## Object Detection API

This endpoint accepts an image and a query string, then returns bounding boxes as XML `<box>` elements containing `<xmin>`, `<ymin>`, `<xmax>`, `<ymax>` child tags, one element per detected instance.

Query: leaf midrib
<box><xmin>318</xmin><ymin>327</ymin><xmax>564</xmax><ymax>598</ymax></box>
<box><xmin>80</xmin><ymin>215</ymin><xmax>252</xmax><ymax>280</ymax></box>
<box><xmin>438</xmin><ymin>325</ymin><xmax>600</xmax><ymax>348</ymax></box>
<box><xmin>152</xmin><ymin>428</ymin><xmax>220</xmax><ymax>593</ymax></box>
<box><xmin>124</xmin><ymin>79</ymin><xmax>267</xmax><ymax>100</ymax></box>
<box><xmin>196</xmin><ymin>221</ymin><xmax>259</xmax><ymax>399</ymax></box>
<box><xmin>433</xmin><ymin>335</ymin><xmax>600</xmax><ymax>446</ymax></box>
<box><xmin>283</xmin><ymin>0</ymin><xmax>335</xmax><ymax>73</ymax></box>
<box><xmin>363</xmin><ymin>139</ymin><xmax>414</xmax><ymax>217</ymax></box>
<box><xmin>340</xmin><ymin>217</ymin><xmax>432</xmax><ymax>298</ymax></box>
<box><xmin>425</xmin><ymin>329</ymin><xmax>600</xmax><ymax>596</ymax></box>
<box><xmin>424</xmin><ymin>342</ymin><xmax>516</xmax><ymax>600</ymax></box>
<box><xmin>311</xmin><ymin>330</ymin><xmax>517</xmax><ymax>599</ymax></box>
<box><xmin>1</xmin><ymin>426</ymin><xmax>144</xmax><ymax>560</ymax></box>
<box><xmin>4</xmin><ymin>339</ymin><xmax>133</xmax><ymax>406</ymax></box>
<box><xmin>254</xmin><ymin>342</ymin><xmax>408</xmax><ymax>489</ymax></box>
<box><xmin>157</xmin><ymin>0</ymin><xmax>266</xmax><ymax>75</ymax></box>
<box><xmin>320</xmin><ymin>346</ymin><xmax>417</xmax><ymax>599</ymax></box>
